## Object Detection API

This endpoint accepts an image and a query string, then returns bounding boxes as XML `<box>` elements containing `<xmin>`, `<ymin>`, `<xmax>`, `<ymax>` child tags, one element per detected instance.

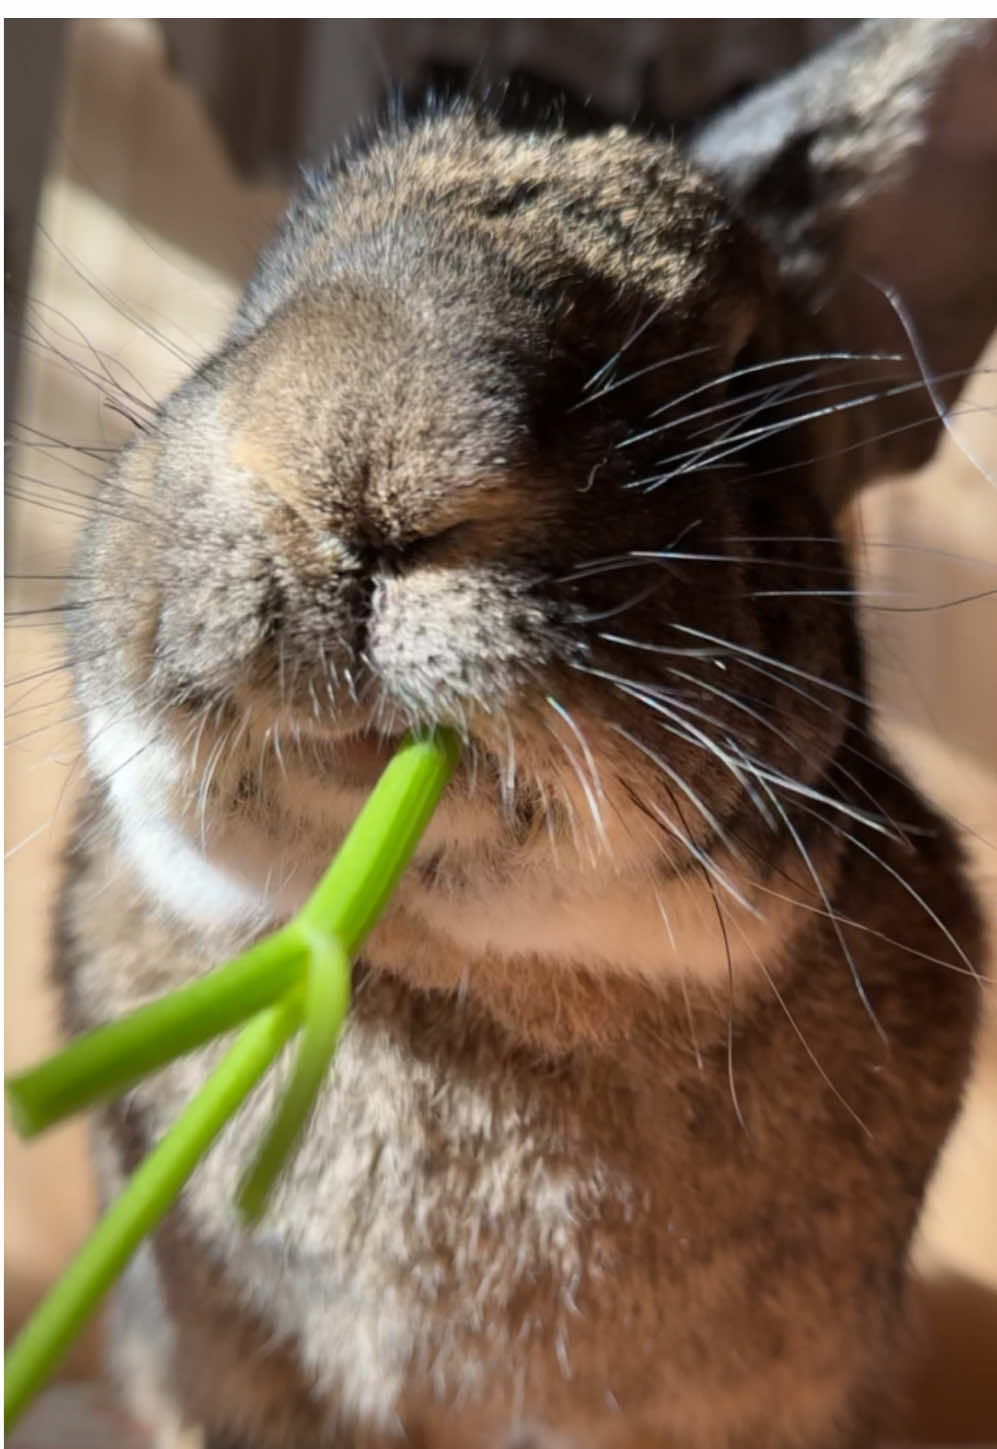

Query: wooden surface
<box><xmin>5</xmin><ymin>20</ymin><xmax>996</xmax><ymax>1442</ymax></box>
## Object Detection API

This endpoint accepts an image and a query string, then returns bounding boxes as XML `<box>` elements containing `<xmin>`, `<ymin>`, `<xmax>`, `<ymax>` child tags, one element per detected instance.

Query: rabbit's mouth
<box><xmin>325</xmin><ymin>729</ymin><xmax>406</xmax><ymax>787</ymax></box>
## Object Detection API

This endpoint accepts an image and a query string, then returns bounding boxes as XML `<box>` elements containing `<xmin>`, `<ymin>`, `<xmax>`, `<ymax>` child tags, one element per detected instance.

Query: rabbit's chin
<box><xmin>80</xmin><ymin>702</ymin><xmax>446</xmax><ymax>945</ymax></box>
<box><xmin>81</xmin><ymin>684</ymin><xmax>807</xmax><ymax>1004</ymax></box>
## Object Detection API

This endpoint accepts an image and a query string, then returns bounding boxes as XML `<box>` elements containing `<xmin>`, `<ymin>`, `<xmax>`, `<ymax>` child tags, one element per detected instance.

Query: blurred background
<box><xmin>5</xmin><ymin>19</ymin><xmax>997</xmax><ymax>1445</ymax></box>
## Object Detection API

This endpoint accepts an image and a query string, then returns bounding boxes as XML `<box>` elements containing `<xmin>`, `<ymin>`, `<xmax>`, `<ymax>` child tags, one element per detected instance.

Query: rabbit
<box><xmin>54</xmin><ymin>19</ymin><xmax>997</xmax><ymax>1449</ymax></box>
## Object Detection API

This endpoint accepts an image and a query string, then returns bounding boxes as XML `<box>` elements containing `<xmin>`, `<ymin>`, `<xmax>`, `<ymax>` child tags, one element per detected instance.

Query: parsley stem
<box><xmin>4</xmin><ymin>999</ymin><xmax>301</xmax><ymax>1431</ymax></box>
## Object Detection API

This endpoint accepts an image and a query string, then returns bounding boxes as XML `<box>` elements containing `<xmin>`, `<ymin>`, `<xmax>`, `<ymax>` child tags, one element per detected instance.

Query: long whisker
<box><xmin>34</xmin><ymin>224</ymin><xmax>198</xmax><ymax>372</ymax></box>
<box><xmin>686</xmin><ymin>363</ymin><xmax>992</xmax><ymax>447</ymax></box>
<box><xmin>580</xmin><ymin>300</ymin><xmax>670</xmax><ymax>395</ymax></box>
<box><xmin>710</xmin><ymin>872</ymin><xmax>747</xmax><ymax>1132</ymax></box>
<box><xmin>586</xmin><ymin>667</ymin><xmax>764</xmax><ymax>830</ymax></box>
<box><xmin>744</xmin><ymin>874</ymin><xmax>985</xmax><ymax>981</ymax></box>
<box><xmin>750</xmin><ymin>767</ymin><xmax>887</xmax><ymax>1042</ymax></box>
<box><xmin>607</xmin><ymin>722</ymin><xmax>756</xmax><ymax>912</ymax></box>
<box><xmin>866</xmin><ymin>274</ymin><xmax>996</xmax><ymax>490</ymax></box>
<box><xmin>793</xmin><ymin>802</ymin><xmax>983</xmax><ymax>985</ymax></box>
<box><xmin>545</xmin><ymin>695</ymin><xmax>608</xmax><ymax>850</ymax></box>
<box><xmin>668</xmin><ymin>625</ymin><xmax>870</xmax><ymax>709</ymax></box>
<box><xmin>666</xmin><ymin>668</ymin><xmax>906</xmax><ymax>841</ymax></box>
<box><xmin>632</xmin><ymin>375</ymin><xmax>968</xmax><ymax>490</ymax></box>
<box><xmin>570</xmin><ymin>343</ymin><xmax>718</xmax><ymax>412</ymax></box>
<box><xmin>721</xmin><ymin>398</ymin><xmax>995</xmax><ymax>489</ymax></box>
<box><xmin>754</xmin><ymin>585</ymin><xmax>997</xmax><ymax>613</ymax></box>
<box><xmin>572</xmin><ymin>580</ymin><xmax>667</xmax><ymax>624</ymax></box>
<box><xmin>597</xmin><ymin>660</ymin><xmax>898</xmax><ymax>839</ymax></box>
<box><xmin>730</xmin><ymin>912</ymin><xmax>872</xmax><ymax>1138</ymax></box>
<box><xmin>669</xmin><ymin>779</ymin><xmax>747</xmax><ymax>1130</ymax></box>
<box><xmin>617</xmin><ymin>351</ymin><xmax>903</xmax><ymax>450</ymax></box>
<box><xmin>558</xmin><ymin>519</ymin><xmax>705</xmax><ymax>586</ymax></box>
<box><xmin>727</xmin><ymin>533</ymin><xmax>997</xmax><ymax>572</ymax></box>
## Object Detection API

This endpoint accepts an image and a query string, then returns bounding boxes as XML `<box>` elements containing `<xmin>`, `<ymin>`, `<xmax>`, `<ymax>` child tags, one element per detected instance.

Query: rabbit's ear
<box><xmin>690</xmin><ymin>19</ymin><xmax>997</xmax><ymax>495</ymax></box>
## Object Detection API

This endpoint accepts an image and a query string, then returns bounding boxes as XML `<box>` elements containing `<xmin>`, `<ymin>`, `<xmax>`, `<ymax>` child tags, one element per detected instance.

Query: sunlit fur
<box><xmin>42</xmin><ymin>21</ymin><xmax>993</xmax><ymax>1449</ymax></box>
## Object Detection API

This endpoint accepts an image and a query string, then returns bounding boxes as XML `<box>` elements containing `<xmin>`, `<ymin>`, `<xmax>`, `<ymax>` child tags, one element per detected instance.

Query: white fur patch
<box><xmin>85</xmin><ymin>707</ymin><xmax>270</xmax><ymax>935</ymax></box>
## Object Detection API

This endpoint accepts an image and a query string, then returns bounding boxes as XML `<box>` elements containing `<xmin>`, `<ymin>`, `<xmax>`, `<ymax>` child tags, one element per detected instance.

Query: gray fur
<box><xmin>58</xmin><ymin>21</ymin><xmax>992</xmax><ymax>1448</ymax></box>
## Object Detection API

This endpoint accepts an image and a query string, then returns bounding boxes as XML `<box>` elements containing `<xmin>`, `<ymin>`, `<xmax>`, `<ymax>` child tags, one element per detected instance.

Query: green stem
<box><xmin>6</xmin><ymin>925</ymin><xmax>308</xmax><ymax>1138</ymax></box>
<box><xmin>3</xmin><ymin>726</ymin><xmax>460</xmax><ymax>1430</ymax></box>
<box><xmin>299</xmin><ymin>728</ymin><xmax>460</xmax><ymax>948</ymax></box>
<box><xmin>236</xmin><ymin>933</ymin><xmax>351</xmax><ymax>1223</ymax></box>
<box><xmin>4</xmin><ymin>999</ymin><xmax>301</xmax><ymax>1432</ymax></box>
<box><xmin>7</xmin><ymin>730</ymin><xmax>458</xmax><ymax>1138</ymax></box>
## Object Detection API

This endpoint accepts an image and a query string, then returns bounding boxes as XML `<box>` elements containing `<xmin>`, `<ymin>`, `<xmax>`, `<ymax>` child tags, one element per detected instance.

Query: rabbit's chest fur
<box><xmin>61</xmin><ymin>750</ymin><xmax>979</xmax><ymax>1448</ymax></box>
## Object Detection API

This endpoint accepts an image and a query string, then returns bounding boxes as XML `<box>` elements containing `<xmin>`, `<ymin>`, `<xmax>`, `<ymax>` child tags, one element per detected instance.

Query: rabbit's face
<box><xmin>70</xmin><ymin>115</ymin><xmax>888</xmax><ymax>957</ymax></box>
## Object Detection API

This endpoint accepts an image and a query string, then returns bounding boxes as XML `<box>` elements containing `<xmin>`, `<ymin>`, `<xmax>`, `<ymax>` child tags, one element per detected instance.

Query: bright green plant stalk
<box><xmin>6</xmin><ymin>925</ymin><xmax>308</xmax><ymax>1137</ymax></box>
<box><xmin>236</xmin><ymin>932</ymin><xmax>351</xmax><ymax>1223</ymax></box>
<box><xmin>298</xmin><ymin>727</ymin><xmax>460</xmax><ymax>944</ymax></box>
<box><xmin>3</xmin><ymin>999</ymin><xmax>302</xmax><ymax>1432</ymax></box>
<box><xmin>4</xmin><ymin>728</ymin><xmax>459</xmax><ymax>1432</ymax></box>
<box><xmin>6</xmin><ymin>730</ymin><xmax>460</xmax><ymax>1137</ymax></box>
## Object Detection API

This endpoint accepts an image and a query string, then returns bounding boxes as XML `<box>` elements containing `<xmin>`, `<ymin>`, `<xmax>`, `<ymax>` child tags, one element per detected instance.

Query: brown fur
<box><xmin>57</xmin><ymin>21</ymin><xmax>994</xmax><ymax>1449</ymax></box>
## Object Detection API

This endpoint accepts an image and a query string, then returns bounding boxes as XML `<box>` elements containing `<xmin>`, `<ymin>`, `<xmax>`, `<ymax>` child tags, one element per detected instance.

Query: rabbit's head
<box><xmin>70</xmin><ymin>21</ymin><xmax>996</xmax><ymax>990</ymax></box>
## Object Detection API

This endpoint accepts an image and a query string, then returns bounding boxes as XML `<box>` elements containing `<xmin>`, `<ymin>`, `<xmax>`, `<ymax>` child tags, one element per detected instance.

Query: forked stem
<box><xmin>4</xmin><ymin>1000</ymin><xmax>302</xmax><ymax>1431</ymax></box>
<box><xmin>4</xmin><ymin>728</ymin><xmax>459</xmax><ymax>1431</ymax></box>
